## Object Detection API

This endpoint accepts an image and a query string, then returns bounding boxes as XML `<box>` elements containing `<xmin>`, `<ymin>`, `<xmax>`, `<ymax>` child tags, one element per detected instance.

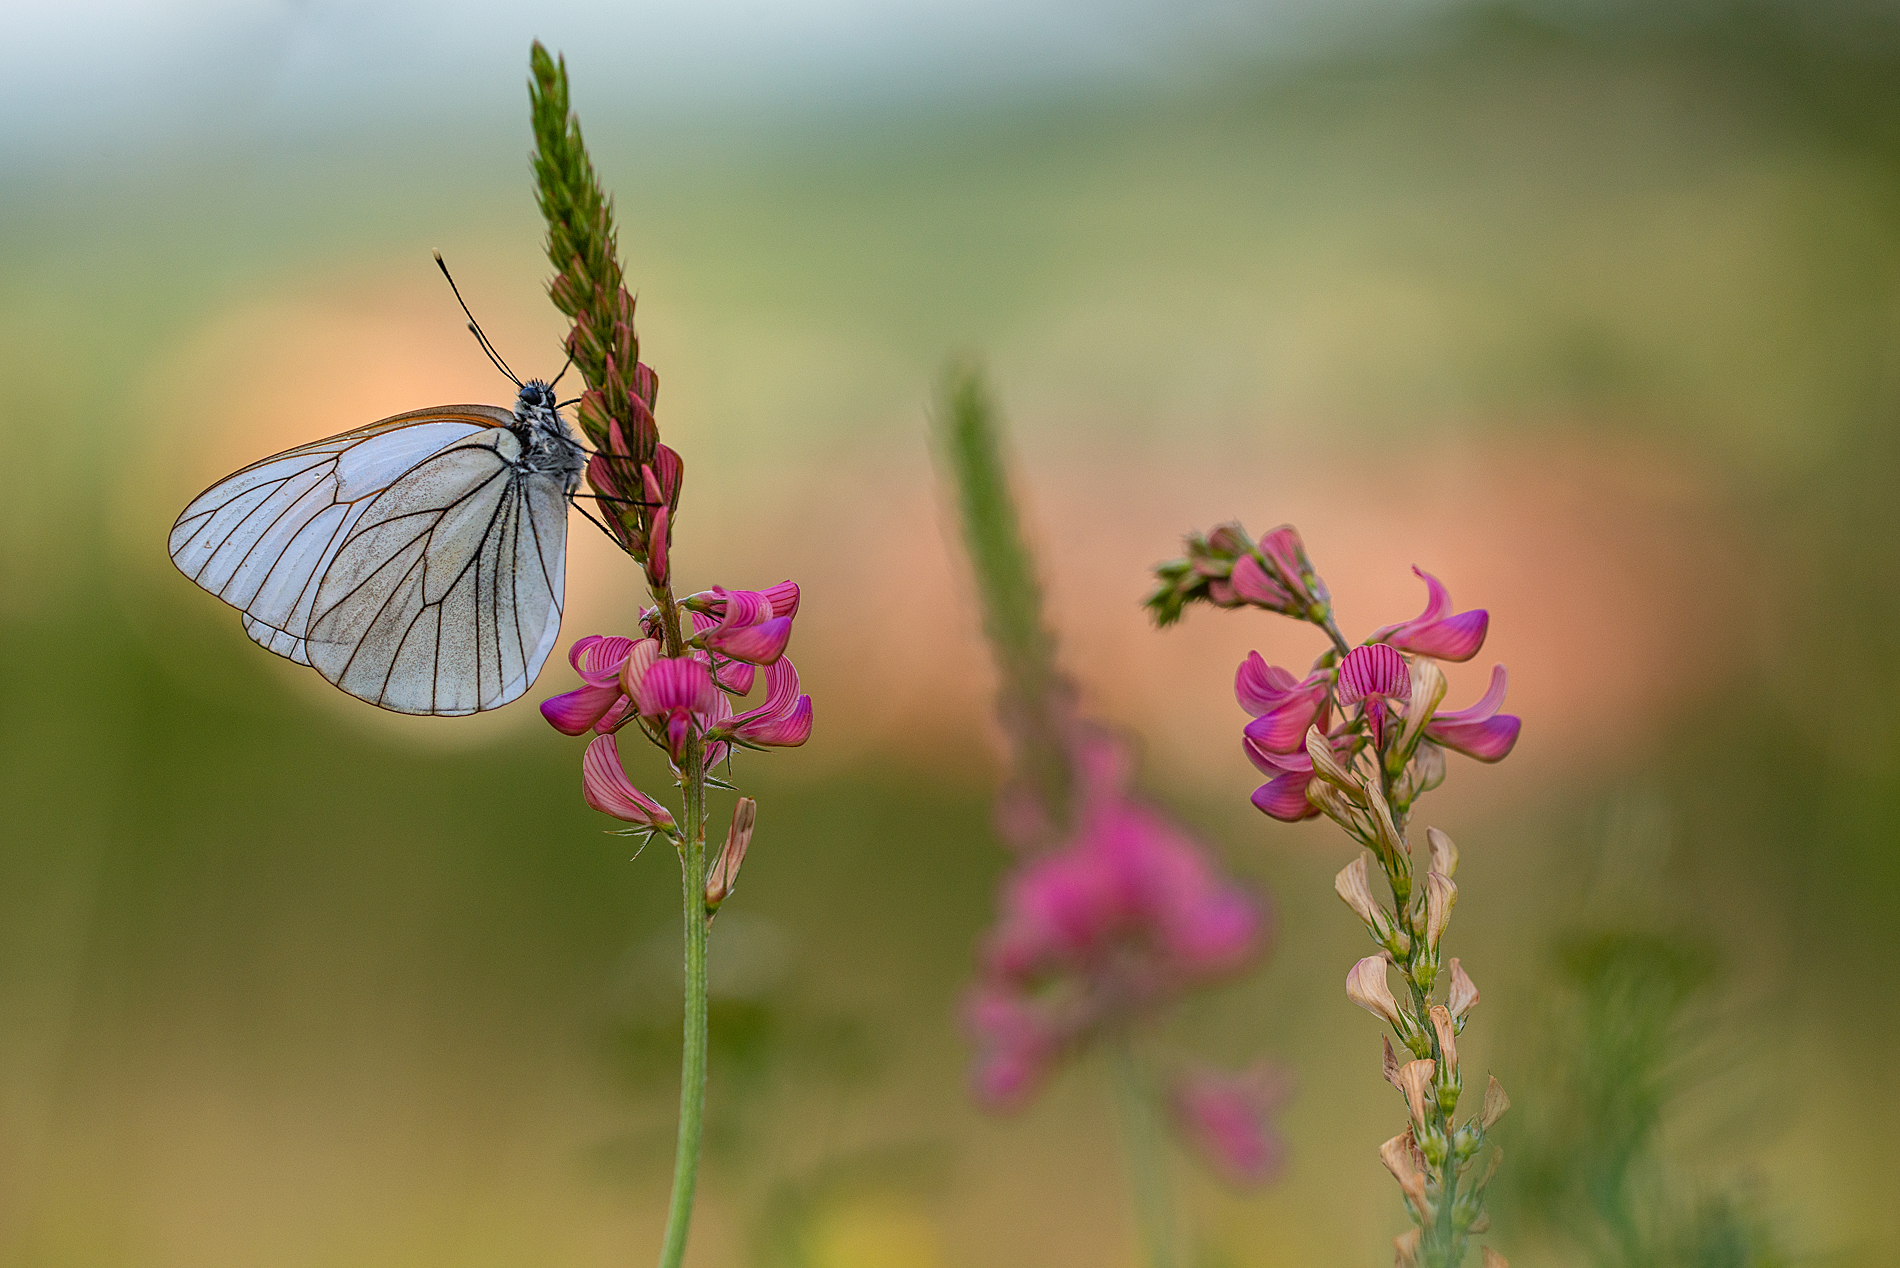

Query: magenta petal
<box><xmin>1230</xmin><ymin>555</ymin><xmax>1293</xmax><ymax>609</ymax></box>
<box><xmin>1337</xmin><ymin>643</ymin><xmax>1411</xmax><ymax>705</ymax></box>
<box><xmin>635</xmin><ymin>657</ymin><xmax>719</xmax><ymax>717</ymax></box>
<box><xmin>594</xmin><ymin>695</ymin><xmax>635</xmax><ymax>734</ymax></box>
<box><xmin>1390</xmin><ymin>608</ymin><xmax>1488</xmax><ymax>661</ymax></box>
<box><xmin>1252</xmin><ymin>772</ymin><xmax>1319</xmax><ymax>821</ymax></box>
<box><xmin>716</xmin><ymin>659</ymin><xmax>756</xmax><ymax>695</ymax></box>
<box><xmin>1242</xmin><ymin>690</ymin><xmax>1326</xmax><ymax>755</ymax></box>
<box><xmin>541</xmin><ymin>682</ymin><xmax>623</xmax><ymax>735</ymax></box>
<box><xmin>581</xmin><ymin>735</ymin><xmax>676</xmax><ymax>828</ymax></box>
<box><xmin>1244</xmin><ymin>735</ymin><xmax>1310</xmax><ymax>778</ymax></box>
<box><xmin>1234</xmin><ymin>652</ymin><xmax>1300</xmax><ymax>716</ymax></box>
<box><xmin>1428</xmin><ymin>713</ymin><xmax>1521</xmax><ymax>762</ymax></box>
<box><xmin>763</xmin><ymin>579</ymin><xmax>801</xmax><ymax>620</ymax></box>
<box><xmin>1434</xmin><ymin>664</ymin><xmax>1509</xmax><ymax>724</ymax></box>
<box><xmin>573</xmin><ymin>635</ymin><xmax>636</xmax><ymax>684</ymax></box>
<box><xmin>707</xmin><ymin>615</ymin><xmax>792</xmax><ymax>665</ymax></box>
<box><xmin>731</xmin><ymin>657</ymin><xmax>801</xmax><ymax>728</ymax></box>
<box><xmin>736</xmin><ymin>695</ymin><xmax>812</xmax><ymax>747</ymax></box>
<box><xmin>710</xmin><ymin>586</ymin><xmax>774</xmax><ymax>628</ymax></box>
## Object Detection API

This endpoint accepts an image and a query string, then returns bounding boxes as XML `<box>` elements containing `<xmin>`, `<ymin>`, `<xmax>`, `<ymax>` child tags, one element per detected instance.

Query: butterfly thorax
<box><xmin>510</xmin><ymin>380</ymin><xmax>585</xmax><ymax>491</ymax></box>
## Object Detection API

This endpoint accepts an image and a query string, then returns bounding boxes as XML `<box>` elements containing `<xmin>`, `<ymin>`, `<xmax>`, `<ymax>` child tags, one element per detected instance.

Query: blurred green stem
<box><xmin>1110</xmin><ymin>1038</ymin><xmax>1177</xmax><ymax>1268</ymax></box>
<box><xmin>658</xmin><ymin>737</ymin><xmax>709</xmax><ymax>1268</ymax></box>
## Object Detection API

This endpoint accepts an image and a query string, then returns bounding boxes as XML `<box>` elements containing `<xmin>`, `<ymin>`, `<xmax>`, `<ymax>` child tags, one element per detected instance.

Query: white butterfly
<box><xmin>170</xmin><ymin>375</ymin><xmax>589</xmax><ymax>716</ymax></box>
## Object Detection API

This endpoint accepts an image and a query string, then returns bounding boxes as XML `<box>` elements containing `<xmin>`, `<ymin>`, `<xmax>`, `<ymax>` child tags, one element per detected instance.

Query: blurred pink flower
<box><xmin>580</xmin><ymin>734</ymin><xmax>676</xmax><ymax>830</ymax></box>
<box><xmin>1369</xmin><ymin>567</ymin><xmax>1489</xmax><ymax>662</ymax></box>
<box><xmin>1170</xmin><ymin>1063</ymin><xmax>1292</xmax><ymax>1188</ymax></box>
<box><xmin>967</xmin><ymin>793</ymin><xmax>1265</xmax><ymax>1108</ymax></box>
<box><xmin>1337</xmin><ymin>643</ymin><xmax>1412</xmax><ymax>749</ymax></box>
<box><xmin>1426</xmin><ymin>665</ymin><xmax>1521</xmax><ymax>762</ymax></box>
<box><xmin>1236</xmin><ymin>653</ymin><xmax>1332</xmax><ymax>755</ymax></box>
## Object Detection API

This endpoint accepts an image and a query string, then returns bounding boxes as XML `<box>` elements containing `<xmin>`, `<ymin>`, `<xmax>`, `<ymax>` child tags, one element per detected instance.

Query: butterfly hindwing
<box><xmin>169</xmin><ymin>405</ymin><xmax>571</xmax><ymax>715</ymax></box>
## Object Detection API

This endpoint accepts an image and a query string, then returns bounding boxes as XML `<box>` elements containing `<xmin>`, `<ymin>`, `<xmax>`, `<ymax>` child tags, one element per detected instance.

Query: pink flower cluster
<box><xmin>965</xmin><ymin>731</ymin><xmax>1265</xmax><ymax>1109</ymax></box>
<box><xmin>1241</xmin><ymin>567</ymin><xmax>1521</xmax><ymax>823</ymax></box>
<box><xmin>541</xmin><ymin>581</ymin><xmax>812</xmax><ymax>829</ymax></box>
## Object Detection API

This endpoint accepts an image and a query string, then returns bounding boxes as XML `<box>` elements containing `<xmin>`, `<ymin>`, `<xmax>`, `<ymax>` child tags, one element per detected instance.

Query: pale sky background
<box><xmin>0</xmin><ymin>0</ymin><xmax>1446</xmax><ymax>160</ymax></box>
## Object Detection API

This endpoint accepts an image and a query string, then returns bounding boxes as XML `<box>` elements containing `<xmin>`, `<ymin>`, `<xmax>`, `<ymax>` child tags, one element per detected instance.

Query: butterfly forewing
<box><xmin>170</xmin><ymin>405</ymin><xmax>572</xmax><ymax>715</ymax></box>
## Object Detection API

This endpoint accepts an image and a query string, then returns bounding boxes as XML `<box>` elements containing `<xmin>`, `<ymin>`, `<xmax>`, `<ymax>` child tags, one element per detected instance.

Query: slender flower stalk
<box><xmin>937</xmin><ymin>366</ymin><xmax>1286</xmax><ymax>1268</ymax></box>
<box><xmin>529</xmin><ymin>45</ymin><xmax>811</xmax><ymax>1268</ymax></box>
<box><xmin>1151</xmin><ymin>527</ymin><xmax>1517</xmax><ymax>1268</ymax></box>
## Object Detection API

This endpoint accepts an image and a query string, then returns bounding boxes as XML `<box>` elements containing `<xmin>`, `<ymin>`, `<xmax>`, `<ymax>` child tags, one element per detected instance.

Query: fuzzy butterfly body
<box><xmin>170</xmin><ymin>381</ymin><xmax>586</xmax><ymax>715</ymax></box>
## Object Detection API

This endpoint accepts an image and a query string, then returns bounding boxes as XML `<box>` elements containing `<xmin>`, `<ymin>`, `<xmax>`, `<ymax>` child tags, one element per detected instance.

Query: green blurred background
<box><xmin>4</xmin><ymin>1</ymin><xmax>1899</xmax><ymax>1264</ymax></box>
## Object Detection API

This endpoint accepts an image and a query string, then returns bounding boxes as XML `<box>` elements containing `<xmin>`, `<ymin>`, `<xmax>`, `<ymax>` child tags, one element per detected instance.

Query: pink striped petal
<box><xmin>1241</xmin><ymin>688</ymin><xmax>1329</xmax><ymax>755</ymax></box>
<box><xmin>1337</xmin><ymin>643</ymin><xmax>1411</xmax><ymax>705</ymax></box>
<box><xmin>735</xmin><ymin>695</ymin><xmax>812</xmax><ymax>747</ymax></box>
<box><xmin>572</xmin><ymin>634</ymin><xmax>636</xmax><ymax>685</ymax></box>
<box><xmin>635</xmin><ymin>657</ymin><xmax>719</xmax><ymax>718</ymax></box>
<box><xmin>580</xmin><ymin>735</ymin><xmax>676</xmax><ymax>829</ymax></box>
<box><xmin>706</xmin><ymin>615</ymin><xmax>792</xmax><ymax>666</ymax></box>
<box><xmin>1234</xmin><ymin>652</ymin><xmax>1300</xmax><ymax>716</ymax></box>
<box><xmin>715</xmin><ymin>659</ymin><xmax>756</xmax><ymax>695</ymax></box>
<box><xmin>618</xmin><ymin>639</ymin><xmax>661</xmax><ymax>699</ymax></box>
<box><xmin>762</xmin><ymin>580</ymin><xmax>801</xmax><ymax>620</ymax></box>
<box><xmin>541</xmin><ymin>682</ymin><xmax>624</xmax><ymax>735</ymax></box>
<box><xmin>710</xmin><ymin>586</ymin><xmax>774</xmax><ymax>628</ymax></box>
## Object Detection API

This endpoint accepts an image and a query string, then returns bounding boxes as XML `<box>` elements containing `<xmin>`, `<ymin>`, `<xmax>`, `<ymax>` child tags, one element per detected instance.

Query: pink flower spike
<box><xmin>1425</xmin><ymin>665</ymin><xmax>1522</xmax><ymax>762</ymax></box>
<box><xmin>580</xmin><ymin>735</ymin><xmax>676</xmax><ymax>830</ymax></box>
<box><xmin>1337</xmin><ymin>643</ymin><xmax>1411</xmax><ymax>706</ymax></box>
<box><xmin>1172</xmin><ymin>1064</ymin><xmax>1292</xmax><ymax>1188</ymax></box>
<box><xmin>1370</xmin><ymin>567</ymin><xmax>1489</xmax><ymax>662</ymax></box>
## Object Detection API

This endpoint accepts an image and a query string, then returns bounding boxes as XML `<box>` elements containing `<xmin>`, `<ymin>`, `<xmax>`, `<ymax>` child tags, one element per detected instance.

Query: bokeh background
<box><xmin>4</xmin><ymin>0</ymin><xmax>1899</xmax><ymax>1264</ymax></box>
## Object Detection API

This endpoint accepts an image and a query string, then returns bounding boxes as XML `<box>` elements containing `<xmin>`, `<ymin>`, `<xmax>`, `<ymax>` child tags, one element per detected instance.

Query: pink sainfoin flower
<box><xmin>1369</xmin><ymin>567</ymin><xmax>1489</xmax><ymax>662</ymax></box>
<box><xmin>1170</xmin><ymin>1063</ymin><xmax>1292</xmax><ymax>1188</ymax></box>
<box><xmin>541</xmin><ymin>635</ymin><xmax>656</xmax><ymax>735</ymax></box>
<box><xmin>694</xmin><ymin>584</ymin><xmax>795</xmax><ymax>666</ymax></box>
<box><xmin>1336</xmin><ymin>643</ymin><xmax>1411</xmax><ymax>750</ymax></box>
<box><xmin>1427</xmin><ymin>664</ymin><xmax>1520</xmax><ymax>761</ymax></box>
<box><xmin>966</xmin><ymin>761</ymin><xmax>1264</xmax><ymax>1109</ymax></box>
<box><xmin>637</xmin><ymin>656</ymin><xmax>723</xmax><ymax>764</ymax></box>
<box><xmin>543</xmin><ymin>580</ymin><xmax>811</xmax><ymax>819</ymax></box>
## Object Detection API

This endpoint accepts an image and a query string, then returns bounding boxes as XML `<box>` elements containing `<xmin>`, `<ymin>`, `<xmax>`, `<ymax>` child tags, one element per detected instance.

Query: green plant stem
<box><xmin>1110</xmin><ymin>1038</ymin><xmax>1177</xmax><ymax>1268</ymax></box>
<box><xmin>657</xmin><ymin>737</ymin><xmax>709</xmax><ymax>1268</ymax></box>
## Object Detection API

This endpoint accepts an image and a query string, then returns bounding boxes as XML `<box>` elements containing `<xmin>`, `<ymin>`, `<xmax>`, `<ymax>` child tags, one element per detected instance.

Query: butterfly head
<box><xmin>516</xmin><ymin>380</ymin><xmax>556</xmax><ymax>412</ymax></box>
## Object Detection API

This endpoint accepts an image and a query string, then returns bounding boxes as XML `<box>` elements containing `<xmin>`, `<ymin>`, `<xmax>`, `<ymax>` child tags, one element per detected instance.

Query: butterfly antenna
<box><xmin>549</xmin><ymin>347</ymin><xmax>576</xmax><ymax>389</ymax></box>
<box><xmin>433</xmin><ymin>250</ymin><xmax>521</xmax><ymax>387</ymax></box>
